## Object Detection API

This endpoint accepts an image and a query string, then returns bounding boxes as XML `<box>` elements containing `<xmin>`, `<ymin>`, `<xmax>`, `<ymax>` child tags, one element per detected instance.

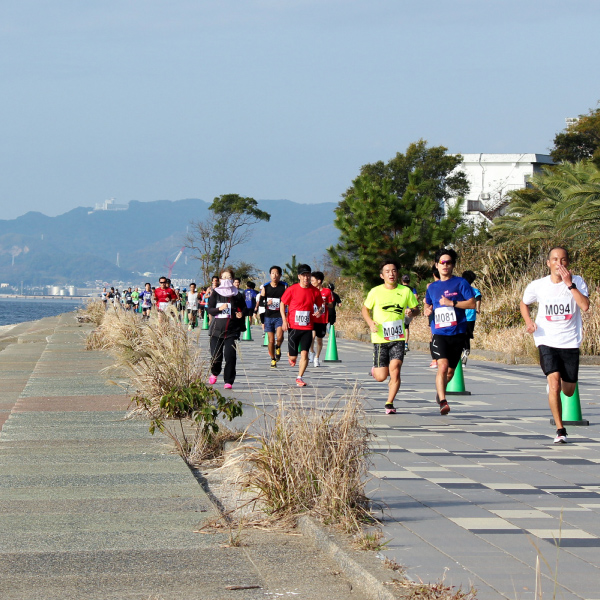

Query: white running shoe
<box><xmin>314</xmin><ymin>356</ymin><xmax>320</xmax><ymax>367</ymax></box>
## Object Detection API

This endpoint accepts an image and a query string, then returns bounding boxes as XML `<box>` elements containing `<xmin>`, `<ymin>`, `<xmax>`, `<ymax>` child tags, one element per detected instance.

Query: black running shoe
<box><xmin>439</xmin><ymin>400</ymin><xmax>450</xmax><ymax>415</ymax></box>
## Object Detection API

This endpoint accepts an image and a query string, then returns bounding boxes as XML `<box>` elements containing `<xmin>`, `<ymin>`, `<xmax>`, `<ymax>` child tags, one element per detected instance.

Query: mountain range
<box><xmin>0</xmin><ymin>199</ymin><xmax>338</xmax><ymax>286</ymax></box>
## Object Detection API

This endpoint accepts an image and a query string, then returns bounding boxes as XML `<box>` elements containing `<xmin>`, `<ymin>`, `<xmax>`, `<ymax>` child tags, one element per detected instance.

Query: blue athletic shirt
<box><xmin>425</xmin><ymin>276</ymin><xmax>475</xmax><ymax>336</ymax></box>
<box><xmin>244</xmin><ymin>288</ymin><xmax>259</xmax><ymax>309</ymax></box>
<box><xmin>465</xmin><ymin>287</ymin><xmax>481</xmax><ymax>322</ymax></box>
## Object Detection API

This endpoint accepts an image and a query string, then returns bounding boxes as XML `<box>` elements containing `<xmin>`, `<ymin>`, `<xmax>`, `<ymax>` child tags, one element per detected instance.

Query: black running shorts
<box><xmin>538</xmin><ymin>345</ymin><xmax>579</xmax><ymax>383</ymax></box>
<box><xmin>313</xmin><ymin>323</ymin><xmax>327</xmax><ymax>339</ymax></box>
<box><xmin>373</xmin><ymin>341</ymin><xmax>405</xmax><ymax>369</ymax></box>
<box><xmin>288</xmin><ymin>328</ymin><xmax>313</xmax><ymax>357</ymax></box>
<box><xmin>431</xmin><ymin>334</ymin><xmax>465</xmax><ymax>370</ymax></box>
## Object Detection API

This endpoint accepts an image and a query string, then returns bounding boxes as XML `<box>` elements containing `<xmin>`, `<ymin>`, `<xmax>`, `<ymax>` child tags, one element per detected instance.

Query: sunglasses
<box><xmin>439</xmin><ymin>260</ymin><xmax>454</xmax><ymax>265</ymax></box>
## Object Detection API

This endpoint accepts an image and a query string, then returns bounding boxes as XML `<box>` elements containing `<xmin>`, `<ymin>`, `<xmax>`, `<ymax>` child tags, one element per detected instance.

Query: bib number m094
<box><xmin>544</xmin><ymin>301</ymin><xmax>573</xmax><ymax>321</ymax></box>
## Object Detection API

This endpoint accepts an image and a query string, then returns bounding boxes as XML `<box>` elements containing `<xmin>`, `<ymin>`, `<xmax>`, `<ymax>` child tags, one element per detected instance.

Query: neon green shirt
<box><xmin>363</xmin><ymin>284</ymin><xmax>418</xmax><ymax>344</ymax></box>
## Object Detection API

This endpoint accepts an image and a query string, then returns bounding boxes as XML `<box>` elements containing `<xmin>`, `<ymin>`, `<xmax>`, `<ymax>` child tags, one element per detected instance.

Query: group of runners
<box><xmin>361</xmin><ymin>246</ymin><xmax>589</xmax><ymax>444</ymax></box>
<box><xmin>101</xmin><ymin>244</ymin><xmax>588</xmax><ymax>444</ymax></box>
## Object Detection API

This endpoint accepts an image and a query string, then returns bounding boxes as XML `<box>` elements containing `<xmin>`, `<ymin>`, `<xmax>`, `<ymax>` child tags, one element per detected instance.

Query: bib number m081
<box><xmin>434</xmin><ymin>306</ymin><xmax>457</xmax><ymax>329</ymax></box>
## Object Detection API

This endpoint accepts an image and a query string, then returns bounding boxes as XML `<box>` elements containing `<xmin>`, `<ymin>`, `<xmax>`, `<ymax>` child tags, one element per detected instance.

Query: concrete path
<box><xmin>215</xmin><ymin>326</ymin><xmax>600</xmax><ymax>600</ymax></box>
<box><xmin>0</xmin><ymin>316</ymin><xmax>368</xmax><ymax>600</ymax></box>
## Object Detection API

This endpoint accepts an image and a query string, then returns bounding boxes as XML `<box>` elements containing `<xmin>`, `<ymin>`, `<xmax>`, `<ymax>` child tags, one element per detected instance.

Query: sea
<box><xmin>0</xmin><ymin>297</ymin><xmax>85</xmax><ymax>327</ymax></box>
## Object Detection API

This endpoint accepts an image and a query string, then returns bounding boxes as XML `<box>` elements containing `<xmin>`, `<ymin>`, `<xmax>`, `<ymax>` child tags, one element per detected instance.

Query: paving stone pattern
<box><xmin>221</xmin><ymin>327</ymin><xmax>600</xmax><ymax>600</ymax></box>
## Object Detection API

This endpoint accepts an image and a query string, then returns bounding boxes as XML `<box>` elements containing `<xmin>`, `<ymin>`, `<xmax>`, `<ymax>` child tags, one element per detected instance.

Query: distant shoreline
<box><xmin>0</xmin><ymin>295</ymin><xmax>89</xmax><ymax>301</ymax></box>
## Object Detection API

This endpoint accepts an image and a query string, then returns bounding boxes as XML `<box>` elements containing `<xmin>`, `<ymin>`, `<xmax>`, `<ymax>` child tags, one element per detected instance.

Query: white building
<box><xmin>89</xmin><ymin>198</ymin><xmax>129</xmax><ymax>214</ymax></box>
<box><xmin>453</xmin><ymin>153</ymin><xmax>555</xmax><ymax>223</ymax></box>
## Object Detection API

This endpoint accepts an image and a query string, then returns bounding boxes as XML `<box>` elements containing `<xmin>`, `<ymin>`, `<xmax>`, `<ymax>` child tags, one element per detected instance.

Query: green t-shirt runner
<box><xmin>363</xmin><ymin>284</ymin><xmax>418</xmax><ymax>344</ymax></box>
<box><xmin>361</xmin><ymin>260</ymin><xmax>420</xmax><ymax>415</ymax></box>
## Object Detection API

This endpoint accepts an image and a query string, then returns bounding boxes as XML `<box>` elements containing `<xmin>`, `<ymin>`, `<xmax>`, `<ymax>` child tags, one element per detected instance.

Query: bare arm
<box><xmin>558</xmin><ymin>266</ymin><xmax>590</xmax><ymax>312</ymax></box>
<box><xmin>520</xmin><ymin>300</ymin><xmax>537</xmax><ymax>334</ymax></box>
<box><xmin>361</xmin><ymin>305</ymin><xmax>378</xmax><ymax>334</ymax></box>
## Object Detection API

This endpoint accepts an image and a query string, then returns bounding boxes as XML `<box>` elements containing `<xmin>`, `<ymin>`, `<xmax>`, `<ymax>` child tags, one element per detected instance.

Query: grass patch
<box><xmin>240</xmin><ymin>387</ymin><xmax>372</xmax><ymax>532</ymax></box>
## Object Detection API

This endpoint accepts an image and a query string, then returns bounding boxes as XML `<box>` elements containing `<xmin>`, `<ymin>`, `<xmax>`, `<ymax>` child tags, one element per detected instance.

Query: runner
<box><xmin>327</xmin><ymin>283</ymin><xmax>342</xmax><ymax>333</ymax></box>
<box><xmin>243</xmin><ymin>281</ymin><xmax>258</xmax><ymax>320</ymax></box>
<box><xmin>520</xmin><ymin>247</ymin><xmax>589</xmax><ymax>444</ymax></box>
<box><xmin>309</xmin><ymin>271</ymin><xmax>333</xmax><ymax>367</ymax></box>
<box><xmin>186</xmin><ymin>283</ymin><xmax>199</xmax><ymax>330</ymax></box>
<box><xmin>207</xmin><ymin>269</ymin><xmax>247</xmax><ymax>389</ymax></box>
<box><xmin>400</xmin><ymin>274</ymin><xmax>418</xmax><ymax>352</ymax></box>
<box><xmin>131</xmin><ymin>287</ymin><xmax>140</xmax><ymax>313</ymax></box>
<box><xmin>154</xmin><ymin>276</ymin><xmax>178</xmax><ymax>321</ymax></box>
<box><xmin>424</xmin><ymin>249</ymin><xmax>476</xmax><ymax>416</ymax></box>
<box><xmin>101</xmin><ymin>287</ymin><xmax>108</xmax><ymax>309</ymax></box>
<box><xmin>233</xmin><ymin>277</ymin><xmax>241</xmax><ymax>290</ymax></box>
<box><xmin>461</xmin><ymin>270</ymin><xmax>482</xmax><ymax>365</ymax></box>
<box><xmin>139</xmin><ymin>283</ymin><xmax>153</xmax><ymax>320</ymax></box>
<box><xmin>280</xmin><ymin>264</ymin><xmax>324</xmax><ymax>387</ymax></box>
<box><xmin>124</xmin><ymin>287</ymin><xmax>133</xmax><ymax>311</ymax></box>
<box><xmin>361</xmin><ymin>260</ymin><xmax>419</xmax><ymax>414</ymax></box>
<box><xmin>261</xmin><ymin>266</ymin><xmax>287</xmax><ymax>368</ymax></box>
<box><xmin>427</xmin><ymin>267</ymin><xmax>440</xmax><ymax>369</ymax></box>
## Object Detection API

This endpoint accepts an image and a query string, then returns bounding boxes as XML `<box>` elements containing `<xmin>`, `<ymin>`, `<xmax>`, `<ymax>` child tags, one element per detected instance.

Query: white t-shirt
<box><xmin>522</xmin><ymin>275</ymin><xmax>588</xmax><ymax>349</ymax></box>
<box><xmin>186</xmin><ymin>292</ymin><xmax>199</xmax><ymax>310</ymax></box>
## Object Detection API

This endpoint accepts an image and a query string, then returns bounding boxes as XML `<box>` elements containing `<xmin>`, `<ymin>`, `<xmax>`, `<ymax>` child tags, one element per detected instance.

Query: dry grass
<box><xmin>334</xmin><ymin>277</ymin><xmax>369</xmax><ymax>341</ymax></box>
<box><xmin>240</xmin><ymin>387</ymin><xmax>372</xmax><ymax>531</ymax></box>
<box><xmin>78</xmin><ymin>299</ymin><xmax>107</xmax><ymax>326</ymax></box>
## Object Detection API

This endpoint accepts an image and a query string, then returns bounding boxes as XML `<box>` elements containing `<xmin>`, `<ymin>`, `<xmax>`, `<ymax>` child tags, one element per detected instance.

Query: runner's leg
<box><xmin>547</xmin><ymin>372</ymin><xmax>564</xmax><ymax>430</ymax></box>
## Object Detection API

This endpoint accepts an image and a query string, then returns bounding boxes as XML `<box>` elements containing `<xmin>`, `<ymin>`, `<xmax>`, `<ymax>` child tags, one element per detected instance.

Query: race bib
<box><xmin>217</xmin><ymin>303</ymin><xmax>231</xmax><ymax>318</ymax></box>
<box><xmin>267</xmin><ymin>298</ymin><xmax>280</xmax><ymax>310</ymax></box>
<box><xmin>382</xmin><ymin>320</ymin><xmax>405</xmax><ymax>341</ymax></box>
<box><xmin>434</xmin><ymin>306</ymin><xmax>457</xmax><ymax>329</ymax></box>
<box><xmin>294</xmin><ymin>310</ymin><xmax>310</xmax><ymax>327</ymax></box>
<box><xmin>544</xmin><ymin>300</ymin><xmax>573</xmax><ymax>321</ymax></box>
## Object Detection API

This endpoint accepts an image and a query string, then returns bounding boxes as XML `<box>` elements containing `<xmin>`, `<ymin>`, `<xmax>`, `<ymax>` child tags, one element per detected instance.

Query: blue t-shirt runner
<box><xmin>425</xmin><ymin>276</ymin><xmax>475</xmax><ymax>336</ymax></box>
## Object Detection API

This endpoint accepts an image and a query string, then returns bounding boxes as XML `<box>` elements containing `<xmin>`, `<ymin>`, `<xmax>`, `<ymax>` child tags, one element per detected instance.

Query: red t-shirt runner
<box><xmin>281</xmin><ymin>284</ymin><xmax>323</xmax><ymax>330</ymax></box>
<box><xmin>154</xmin><ymin>287</ymin><xmax>177</xmax><ymax>310</ymax></box>
<box><xmin>314</xmin><ymin>287</ymin><xmax>333</xmax><ymax>324</ymax></box>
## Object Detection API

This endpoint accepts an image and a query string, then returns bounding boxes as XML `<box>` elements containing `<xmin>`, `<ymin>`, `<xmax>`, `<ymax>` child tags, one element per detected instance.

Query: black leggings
<box><xmin>209</xmin><ymin>335</ymin><xmax>239</xmax><ymax>384</ymax></box>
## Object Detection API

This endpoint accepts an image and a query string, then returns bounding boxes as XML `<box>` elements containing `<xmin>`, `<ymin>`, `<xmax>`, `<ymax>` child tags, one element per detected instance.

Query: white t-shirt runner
<box><xmin>522</xmin><ymin>275</ymin><xmax>588</xmax><ymax>349</ymax></box>
<box><xmin>186</xmin><ymin>292</ymin><xmax>199</xmax><ymax>310</ymax></box>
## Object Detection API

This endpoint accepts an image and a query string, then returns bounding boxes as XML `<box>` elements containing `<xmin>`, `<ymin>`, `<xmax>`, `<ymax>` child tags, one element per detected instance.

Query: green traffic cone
<box><xmin>552</xmin><ymin>383</ymin><xmax>589</xmax><ymax>426</ymax></box>
<box><xmin>446</xmin><ymin>360</ymin><xmax>471</xmax><ymax>396</ymax></box>
<box><xmin>201</xmin><ymin>311</ymin><xmax>209</xmax><ymax>330</ymax></box>
<box><xmin>242</xmin><ymin>316</ymin><xmax>253</xmax><ymax>341</ymax></box>
<box><xmin>324</xmin><ymin>325</ymin><xmax>342</xmax><ymax>362</ymax></box>
<box><xmin>263</xmin><ymin>332</ymin><xmax>269</xmax><ymax>346</ymax></box>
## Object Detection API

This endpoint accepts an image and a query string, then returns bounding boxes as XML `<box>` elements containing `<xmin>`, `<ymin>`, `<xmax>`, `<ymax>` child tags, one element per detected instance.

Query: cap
<box><xmin>401</xmin><ymin>275</ymin><xmax>410</xmax><ymax>282</ymax></box>
<box><xmin>297</xmin><ymin>264</ymin><xmax>312</xmax><ymax>275</ymax></box>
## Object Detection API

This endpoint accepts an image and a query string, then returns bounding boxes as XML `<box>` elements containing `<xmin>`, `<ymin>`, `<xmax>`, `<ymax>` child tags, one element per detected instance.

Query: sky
<box><xmin>1</xmin><ymin>0</ymin><xmax>599</xmax><ymax>220</ymax></box>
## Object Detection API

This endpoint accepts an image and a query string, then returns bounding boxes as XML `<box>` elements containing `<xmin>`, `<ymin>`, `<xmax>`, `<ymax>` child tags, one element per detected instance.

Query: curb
<box><xmin>298</xmin><ymin>516</ymin><xmax>397</xmax><ymax>600</ymax></box>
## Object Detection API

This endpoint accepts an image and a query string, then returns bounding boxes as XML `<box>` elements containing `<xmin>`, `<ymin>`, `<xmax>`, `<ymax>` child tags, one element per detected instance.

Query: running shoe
<box><xmin>270</xmin><ymin>359</ymin><xmax>277</xmax><ymax>369</ymax></box>
<box><xmin>275</xmin><ymin>346</ymin><xmax>281</xmax><ymax>361</ymax></box>
<box><xmin>461</xmin><ymin>350</ymin><xmax>469</xmax><ymax>366</ymax></box>
<box><xmin>308</xmin><ymin>351</ymin><xmax>315</xmax><ymax>363</ymax></box>
<box><xmin>208</xmin><ymin>375</ymin><xmax>218</xmax><ymax>385</ymax></box>
<box><xmin>314</xmin><ymin>356</ymin><xmax>320</xmax><ymax>368</ymax></box>
<box><xmin>385</xmin><ymin>404</ymin><xmax>397</xmax><ymax>415</ymax></box>
<box><xmin>439</xmin><ymin>400</ymin><xmax>450</xmax><ymax>415</ymax></box>
<box><xmin>296</xmin><ymin>377</ymin><xmax>307</xmax><ymax>387</ymax></box>
<box><xmin>553</xmin><ymin>429</ymin><xmax>568</xmax><ymax>444</ymax></box>
<box><xmin>429</xmin><ymin>360</ymin><xmax>437</xmax><ymax>369</ymax></box>
<box><xmin>405</xmin><ymin>344</ymin><xmax>410</xmax><ymax>352</ymax></box>
<box><xmin>224</xmin><ymin>383</ymin><xmax>233</xmax><ymax>390</ymax></box>
<box><xmin>288</xmin><ymin>357</ymin><xmax>297</xmax><ymax>367</ymax></box>
<box><xmin>369</xmin><ymin>367</ymin><xmax>375</xmax><ymax>378</ymax></box>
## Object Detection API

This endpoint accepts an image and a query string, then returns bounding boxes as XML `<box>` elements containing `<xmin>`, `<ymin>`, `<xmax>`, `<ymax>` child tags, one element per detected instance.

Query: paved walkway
<box><xmin>0</xmin><ymin>316</ymin><xmax>368</xmax><ymax>600</ymax></box>
<box><xmin>215</xmin><ymin>326</ymin><xmax>600</xmax><ymax>600</ymax></box>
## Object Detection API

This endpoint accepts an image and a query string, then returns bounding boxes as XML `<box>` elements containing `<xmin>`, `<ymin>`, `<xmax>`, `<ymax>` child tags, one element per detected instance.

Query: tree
<box><xmin>282</xmin><ymin>255</ymin><xmax>298</xmax><ymax>283</ymax></box>
<box><xmin>328</xmin><ymin>141</ymin><xmax>468</xmax><ymax>290</ymax></box>
<box><xmin>491</xmin><ymin>161</ymin><xmax>600</xmax><ymax>247</ymax></box>
<box><xmin>186</xmin><ymin>194</ymin><xmax>270</xmax><ymax>284</ymax></box>
<box><xmin>551</xmin><ymin>103</ymin><xmax>600</xmax><ymax>167</ymax></box>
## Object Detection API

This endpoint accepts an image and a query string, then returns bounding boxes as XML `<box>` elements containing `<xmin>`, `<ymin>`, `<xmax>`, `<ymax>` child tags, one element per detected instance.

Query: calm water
<box><xmin>0</xmin><ymin>298</ymin><xmax>84</xmax><ymax>327</ymax></box>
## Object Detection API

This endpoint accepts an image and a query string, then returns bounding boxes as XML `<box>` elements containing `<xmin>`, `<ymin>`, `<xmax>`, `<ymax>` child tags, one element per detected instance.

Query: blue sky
<box><xmin>1</xmin><ymin>0</ymin><xmax>598</xmax><ymax>219</ymax></box>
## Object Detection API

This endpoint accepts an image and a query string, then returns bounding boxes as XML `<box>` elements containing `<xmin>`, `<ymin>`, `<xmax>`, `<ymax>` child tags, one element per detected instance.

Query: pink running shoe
<box><xmin>429</xmin><ymin>360</ymin><xmax>437</xmax><ymax>369</ymax></box>
<box><xmin>224</xmin><ymin>383</ymin><xmax>233</xmax><ymax>390</ymax></box>
<box><xmin>296</xmin><ymin>377</ymin><xmax>307</xmax><ymax>387</ymax></box>
<box><xmin>208</xmin><ymin>375</ymin><xmax>217</xmax><ymax>385</ymax></box>
<box><xmin>288</xmin><ymin>357</ymin><xmax>297</xmax><ymax>367</ymax></box>
<box><xmin>385</xmin><ymin>404</ymin><xmax>397</xmax><ymax>415</ymax></box>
